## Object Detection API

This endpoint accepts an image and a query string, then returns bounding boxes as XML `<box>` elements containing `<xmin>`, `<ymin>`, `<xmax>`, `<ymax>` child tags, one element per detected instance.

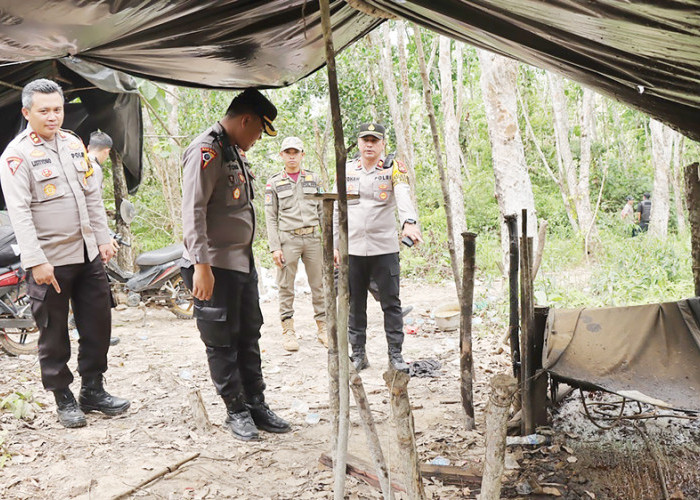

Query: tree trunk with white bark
<box><xmin>477</xmin><ymin>50</ymin><xmax>537</xmax><ymax>264</ymax></box>
<box><xmin>649</xmin><ymin>119</ymin><xmax>674</xmax><ymax>238</ymax></box>
<box><xmin>440</xmin><ymin>36</ymin><xmax>467</xmax><ymax>261</ymax></box>
<box><xmin>671</xmin><ymin>132</ymin><xmax>686</xmax><ymax>234</ymax></box>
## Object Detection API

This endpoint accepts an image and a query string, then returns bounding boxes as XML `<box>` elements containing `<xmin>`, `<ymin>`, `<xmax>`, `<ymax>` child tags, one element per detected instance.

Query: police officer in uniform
<box><xmin>0</xmin><ymin>79</ymin><xmax>130</xmax><ymax>428</ymax></box>
<box><xmin>334</xmin><ymin>123</ymin><xmax>422</xmax><ymax>373</ymax></box>
<box><xmin>181</xmin><ymin>89</ymin><xmax>290</xmax><ymax>441</ymax></box>
<box><xmin>265</xmin><ymin>136</ymin><xmax>326</xmax><ymax>352</ymax></box>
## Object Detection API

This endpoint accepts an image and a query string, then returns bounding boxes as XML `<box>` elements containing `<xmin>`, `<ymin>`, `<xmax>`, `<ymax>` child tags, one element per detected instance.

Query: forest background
<box><xmin>102</xmin><ymin>21</ymin><xmax>698</xmax><ymax>312</ymax></box>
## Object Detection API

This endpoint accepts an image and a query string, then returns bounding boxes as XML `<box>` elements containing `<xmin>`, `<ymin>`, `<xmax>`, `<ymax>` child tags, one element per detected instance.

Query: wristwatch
<box><xmin>403</xmin><ymin>218</ymin><xmax>416</xmax><ymax>226</ymax></box>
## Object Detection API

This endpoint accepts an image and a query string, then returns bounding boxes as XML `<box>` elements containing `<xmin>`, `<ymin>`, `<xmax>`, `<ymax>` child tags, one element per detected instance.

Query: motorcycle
<box><xmin>0</xmin><ymin>221</ymin><xmax>38</xmax><ymax>356</ymax></box>
<box><xmin>106</xmin><ymin>235</ymin><xmax>193</xmax><ymax>319</ymax></box>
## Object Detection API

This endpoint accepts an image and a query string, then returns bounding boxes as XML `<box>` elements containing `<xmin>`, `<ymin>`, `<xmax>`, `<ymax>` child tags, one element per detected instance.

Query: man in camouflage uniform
<box><xmin>264</xmin><ymin>137</ymin><xmax>326</xmax><ymax>352</ymax></box>
<box><xmin>334</xmin><ymin>123</ymin><xmax>422</xmax><ymax>373</ymax></box>
<box><xmin>0</xmin><ymin>79</ymin><xmax>129</xmax><ymax>428</ymax></box>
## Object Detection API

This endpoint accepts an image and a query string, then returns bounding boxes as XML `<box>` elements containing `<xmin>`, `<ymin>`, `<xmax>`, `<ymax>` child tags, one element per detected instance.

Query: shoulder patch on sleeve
<box><xmin>392</xmin><ymin>161</ymin><xmax>409</xmax><ymax>186</ymax></box>
<box><xmin>201</xmin><ymin>147</ymin><xmax>217</xmax><ymax>169</ymax></box>
<box><xmin>6</xmin><ymin>156</ymin><xmax>22</xmax><ymax>175</ymax></box>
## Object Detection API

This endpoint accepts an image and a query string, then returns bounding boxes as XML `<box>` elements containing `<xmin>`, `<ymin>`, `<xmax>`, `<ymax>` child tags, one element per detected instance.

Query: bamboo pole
<box><xmin>480</xmin><ymin>374</ymin><xmax>518</xmax><ymax>500</ymax></box>
<box><xmin>322</xmin><ymin>198</ymin><xmax>339</xmax><ymax>452</ymax></box>
<box><xmin>383</xmin><ymin>370</ymin><xmax>426</xmax><ymax>500</ymax></box>
<box><xmin>520</xmin><ymin>209</ymin><xmax>536</xmax><ymax>435</ymax></box>
<box><xmin>504</xmin><ymin>214</ymin><xmax>520</xmax><ymax>380</ymax></box>
<box><xmin>460</xmin><ymin>232</ymin><xmax>477</xmax><ymax>430</ymax></box>
<box><xmin>318</xmin><ymin>2</ymin><xmax>350</xmax><ymax>498</ymax></box>
<box><xmin>350</xmin><ymin>370</ymin><xmax>394</xmax><ymax>500</ymax></box>
<box><xmin>684</xmin><ymin>162</ymin><xmax>700</xmax><ymax>296</ymax></box>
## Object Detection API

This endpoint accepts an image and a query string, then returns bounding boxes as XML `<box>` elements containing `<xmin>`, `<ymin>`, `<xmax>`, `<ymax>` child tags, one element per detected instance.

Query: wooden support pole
<box><xmin>532</xmin><ymin>306</ymin><xmax>550</xmax><ymax>428</ymax></box>
<box><xmin>350</xmin><ymin>370</ymin><xmax>394</xmax><ymax>500</ymax></box>
<box><xmin>318</xmin><ymin>2</ymin><xmax>350</xmax><ymax>497</ymax></box>
<box><xmin>504</xmin><ymin>214</ymin><xmax>520</xmax><ymax>380</ymax></box>
<box><xmin>684</xmin><ymin>162</ymin><xmax>700</xmax><ymax>296</ymax></box>
<box><xmin>520</xmin><ymin>209</ymin><xmax>536</xmax><ymax>435</ymax></box>
<box><xmin>322</xmin><ymin>198</ymin><xmax>339</xmax><ymax>451</ymax></box>
<box><xmin>480</xmin><ymin>374</ymin><xmax>519</xmax><ymax>500</ymax></box>
<box><xmin>460</xmin><ymin>232</ymin><xmax>477</xmax><ymax>430</ymax></box>
<box><xmin>383</xmin><ymin>370</ymin><xmax>426</xmax><ymax>500</ymax></box>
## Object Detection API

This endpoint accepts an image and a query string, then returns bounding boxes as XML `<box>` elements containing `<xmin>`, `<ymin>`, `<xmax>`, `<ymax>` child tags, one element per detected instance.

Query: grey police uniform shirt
<box><xmin>0</xmin><ymin>126</ymin><xmax>110</xmax><ymax>269</ymax></box>
<box><xmin>264</xmin><ymin>169</ymin><xmax>322</xmax><ymax>252</ymax></box>
<box><xmin>334</xmin><ymin>156</ymin><xmax>418</xmax><ymax>256</ymax></box>
<box><xmin>181</xmin><ymin>122</ymin><xmax>257</xmax><ymax>273</ymax></box>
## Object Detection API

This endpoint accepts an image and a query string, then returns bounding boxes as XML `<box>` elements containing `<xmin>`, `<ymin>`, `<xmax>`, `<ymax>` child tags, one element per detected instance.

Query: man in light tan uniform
<box><xmin>333</xmin><ymin>123</ymin><xmax>422</xmax><ymax>373</ymax></box>
<box><xmin>0</xmin><ymin>79</ymin><xmax>129</xmax><ymax>428</ymax></box>
<box><xmin>264</xmin><ymin>136</ymin><xmax>325</xmax><ymax>351</ymax></box>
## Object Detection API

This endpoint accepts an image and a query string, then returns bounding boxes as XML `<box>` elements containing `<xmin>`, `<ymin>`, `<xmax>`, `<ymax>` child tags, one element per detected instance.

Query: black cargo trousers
<box><xmin>347</xmin><ymin>252</ymin><xmax>403</xmax><ymax>349</ymax></box>
<box><xmin>28</xmin><ymin>255</ymin><xmax>112</xmax><ymax>391</ymax></box>
<box><xmin>181</xmin><ymin>263</ymin><xmax>265</xmax><ymax>405</ymax></box>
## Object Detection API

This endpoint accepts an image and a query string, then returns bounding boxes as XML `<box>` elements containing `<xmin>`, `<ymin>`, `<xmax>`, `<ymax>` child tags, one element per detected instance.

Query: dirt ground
<box><xmin>1</xmin><ymin>277</ymin><xmax>699</xmax><ymax>499</ymax></box>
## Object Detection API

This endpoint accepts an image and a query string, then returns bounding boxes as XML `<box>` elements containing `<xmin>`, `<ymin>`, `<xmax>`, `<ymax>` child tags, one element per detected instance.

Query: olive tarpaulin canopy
<box><xmin>0</xmin><ymin>0</ymin><xmax>699</xmax><ymax>181</ymax></box>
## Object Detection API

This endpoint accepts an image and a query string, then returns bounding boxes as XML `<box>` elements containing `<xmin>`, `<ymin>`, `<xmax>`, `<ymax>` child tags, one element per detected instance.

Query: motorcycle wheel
<box><xmin>169</xmin><ymin>275</ymin><xmax>194</xmax><ymax>320</ymax></box>
<box><xmin>0</xmin><ymin>327</ymin><xmax>39</xmax><ymax>356</ymax></box>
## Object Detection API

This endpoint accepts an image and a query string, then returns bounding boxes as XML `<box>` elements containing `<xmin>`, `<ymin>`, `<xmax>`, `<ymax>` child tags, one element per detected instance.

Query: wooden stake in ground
<box><xmin>383</xmin><ymin>370</ymin><xmax>426</xmax><ymax>500</ymax></box>
<box><xmin>321</xmin><ymin>197</ymin><xmax>340</xmax><ymax>450</ymax></box>
<box><xmin>187</xmin><ymin>388</ymin><xmax>211</xmax><ymax>433</ymax></box>
<box><xmin>684</xmin><ymin>162</ymin><xmax>700</xmax><ymax>296</ymax></box>
<box><xmin>460</xmin><ymin>232</ymin><xmax>477</xmax><ymax>430</ymax></box>
<box><xmin>318</xmin><ymin>2</ymin><xmax>350</xmax><ymax>497</ymax></box>
<box><xmin>350</xmin><ymin>370</ymin><xmax>394</xmax><ymax>500</ymax></box>
<box><xmin>520</xmin><ymin>209</ymin><xmax>536</xmax><ymax>435</ymax></box>
<box><xmin>480</xmin><ymin>374</ymin><xmax>518</xmax><ymax>500</ymax></box>
<box><xmin>504</xmin><ymin>214</ymin><xmax>520</xmax><ymax>380</ymax></box>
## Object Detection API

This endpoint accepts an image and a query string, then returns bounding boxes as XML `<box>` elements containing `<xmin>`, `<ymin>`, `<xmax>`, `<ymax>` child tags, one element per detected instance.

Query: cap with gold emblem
<box><xmin>227</xmin><ymin>89</ymin><xmax>278</xmax><ymax>137</ymax></box>
<box><xmin>357</xmin><ymin>122</ymin><xmax>385</xmax><ymax>139</ymax></box>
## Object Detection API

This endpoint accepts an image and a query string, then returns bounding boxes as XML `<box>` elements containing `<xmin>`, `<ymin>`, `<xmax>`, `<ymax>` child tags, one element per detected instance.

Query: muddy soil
<box><xmin>1</xmin><ymin>278</ymin><xmax>698</xmax><ymax>499</ymax></box>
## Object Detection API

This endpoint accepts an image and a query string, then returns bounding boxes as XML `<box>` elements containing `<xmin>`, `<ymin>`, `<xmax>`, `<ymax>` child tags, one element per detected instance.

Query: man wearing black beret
<box><xmin>181</xmin><ymin>89</ymin><xmax>290</xmax><ymax>441</ymax></box>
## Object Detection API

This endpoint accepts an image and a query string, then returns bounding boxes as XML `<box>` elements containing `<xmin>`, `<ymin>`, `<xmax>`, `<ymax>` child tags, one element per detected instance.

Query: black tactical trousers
<box><xmin>348</xmin><ymin>253</ymin><xmax>403</xmax><ymax>349</ymax></box>
<box><xmin>181</xmin><ymin>264</ymin><xmax>265</xmax><ymax>406</ymax></box>
<box><xmin>28</xmin><ymin>256</ymin><xmax>112</xmax><ymax>392</ymax></box>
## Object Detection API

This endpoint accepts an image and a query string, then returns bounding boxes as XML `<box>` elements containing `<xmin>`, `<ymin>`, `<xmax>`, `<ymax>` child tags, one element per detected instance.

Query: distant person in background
<box><xmin>620</xmin><ymin>195</ymin><xmax>634</xmax><ymax>222</ymax></box>
<box><xmin>634</xmin><ymin>192</ymin><xmax>652</xmax><ymax>236</ymax></box>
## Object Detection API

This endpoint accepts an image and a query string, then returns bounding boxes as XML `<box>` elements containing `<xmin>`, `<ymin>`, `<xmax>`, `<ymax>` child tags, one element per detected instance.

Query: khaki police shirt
<box><xmin>334</xmin><ymin>157</ymin><xmax>418</xmax><ymax>256</ymax></box>
<box><xmin>264</xmin><ymin>169</ymin><xmax>322</xmax><ymax>252</ymax></box>
<box><xmin>181</xmin><ymin>122</ymin><xmax>256</xmax><ymax>273</ymax></box>
<box><xmin>0</xmin><ymin>126</ymin><xmax>110</xmax><ymax>269</ymax></box>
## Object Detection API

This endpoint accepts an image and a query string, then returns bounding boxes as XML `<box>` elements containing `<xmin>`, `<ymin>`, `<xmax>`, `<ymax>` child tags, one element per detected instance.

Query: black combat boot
<box><xmin>388</xmin><ymin>345</ymin><xmax>409</xmax><ymax>373</ymax></box>
<box><xmin>351</xmin><ymin>345</ymin><xmax>369</xmax><ymax>371</ymax></box>
<box><xmin>224</xmin><ymin>397</ymin><xmax>260</xmax><ymax>441</ymax></box>
<box><xmin>246</xmin><ymin>394</ymin><xmax>291</xmax><ymax>433</ymax></box>
<box><xmin>79</xmin><ymin>376</ymin><xmax>130</xmax><ymax>416</ymax></box>
<box><xmin>54</xmin><ymin>388</ymin><xmax>87</xmax><ymax>428</ymax></box>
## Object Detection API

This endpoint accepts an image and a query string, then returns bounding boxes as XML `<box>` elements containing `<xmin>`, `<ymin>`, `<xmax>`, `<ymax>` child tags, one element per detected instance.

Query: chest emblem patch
<box><xmin>6</xmin><ymin>157</ymin><xmax>22</xmax><ymax>175</ymax></box>
<box><xmin>44</xmin><ymin>184</ymin><xmax>57</xmax><ymax>197</ymax></box>
<box><xmin>233</xmin><ymin>187</ymin><xmax>241</xmax><ymax>200</ymax></box>
<box><xmin>30</xmin><ymin>149</ymin><xmax>45</xmax><ymax>157</ymax></box>
<box><xmin>378</xmin><ymin>183</ymin><xmax>389</xmax><ymax>190</ymax></box>
<box><xmin>68</xmin><ymin>142</ymin><xmax>82</xmax><ymax>150</ymax></box>
<box><xmin>41</xmin><ymin>168</ymin><xmax>52</xmax><ymax>177</ymax></box>
<box><xmin>200</xmin><ymin>147</ymin><xmax>217</xmax><ymax>169</ymax></box>
<box><xmin>379</xmin><ymin>191</ymin><xmax>388</xmax><ymax>200</ymax></box>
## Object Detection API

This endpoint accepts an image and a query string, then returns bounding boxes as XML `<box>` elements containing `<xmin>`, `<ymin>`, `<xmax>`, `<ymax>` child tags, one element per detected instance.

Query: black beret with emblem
<box><xmin>227</xmin><ymin>89</ymin><xmax>277</xmax><ymax>137</ymax></box>
<box><xmin>357</xmin><ymin>122</ymin><xmax>385</xmax><ymax>139</ymax></box>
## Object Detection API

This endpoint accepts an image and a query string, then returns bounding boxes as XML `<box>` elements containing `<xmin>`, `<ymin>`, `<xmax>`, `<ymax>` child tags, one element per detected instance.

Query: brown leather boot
<box><xmin>316</xmin><ymin>320</ymin><xmax>328</xmax><ymax>348</ymax></box>
<box><xmin>281</xmin><ymin>318</ymin><xmax>298</xmax><ymax>351</ymax></box>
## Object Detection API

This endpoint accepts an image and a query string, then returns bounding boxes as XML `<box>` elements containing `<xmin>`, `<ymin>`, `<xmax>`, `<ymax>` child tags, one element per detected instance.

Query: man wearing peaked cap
<box><xmin>333</xmin><ymin>122</ymin><xmax>422</xmax><ymax>374</ymax></box>
<box><xmin>181</xmin><ymin>89</ymin><xmax>290</xmax><ymax>441</ymax></box>
<box><xmin>265</xmin><ymin>136</ymin><xmax>326</xmax><ymax>352</ymax></box>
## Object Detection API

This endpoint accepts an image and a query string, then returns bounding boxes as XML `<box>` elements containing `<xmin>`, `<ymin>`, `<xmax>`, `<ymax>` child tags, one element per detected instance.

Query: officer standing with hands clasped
<box><xmin>0</xmin><ymin>79</ymin><xmax>129</xmax><ymax>428</ymax></box>
<box><xmin>181</xmin><ymin>89</ymin><xmax>290</xmax><ymax>441</ymax></box>
<box><xmin>334</xmin><ymin>123</ymin><xmax>422</xmax><ymax>373</ymax></box>
<box><xmin>265</xmin><ymin>136</ymin><xmax>326</xmax><ymax>352</ymax></box>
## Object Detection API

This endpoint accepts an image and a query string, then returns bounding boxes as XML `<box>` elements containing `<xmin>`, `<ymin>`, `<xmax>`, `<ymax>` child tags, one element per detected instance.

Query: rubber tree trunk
<box><xmin>684</xmin><ymin>163</ymin><xmax>700</xmax><ymax>296</ymax></box>
<box><xmin>649</xmin><ymin>118</ymin><xmax>674</xmax><ymax>238</ymax></box>
<box><xmin>460</xmin><ymin>232</ymin><xmax>477</xmax><ymax>430</ymax></box>
<box><xmin>322</xmin><ymin>198</ymin><xmax>339</xmax><ymax>453</ymax></box>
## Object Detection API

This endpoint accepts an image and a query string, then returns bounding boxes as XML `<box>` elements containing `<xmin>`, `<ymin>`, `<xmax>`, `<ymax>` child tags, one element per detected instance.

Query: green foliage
<box><xmin>1</xmin><ymin>389</ymin><xmax>41</xmax><ymax>421</ymax></box>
